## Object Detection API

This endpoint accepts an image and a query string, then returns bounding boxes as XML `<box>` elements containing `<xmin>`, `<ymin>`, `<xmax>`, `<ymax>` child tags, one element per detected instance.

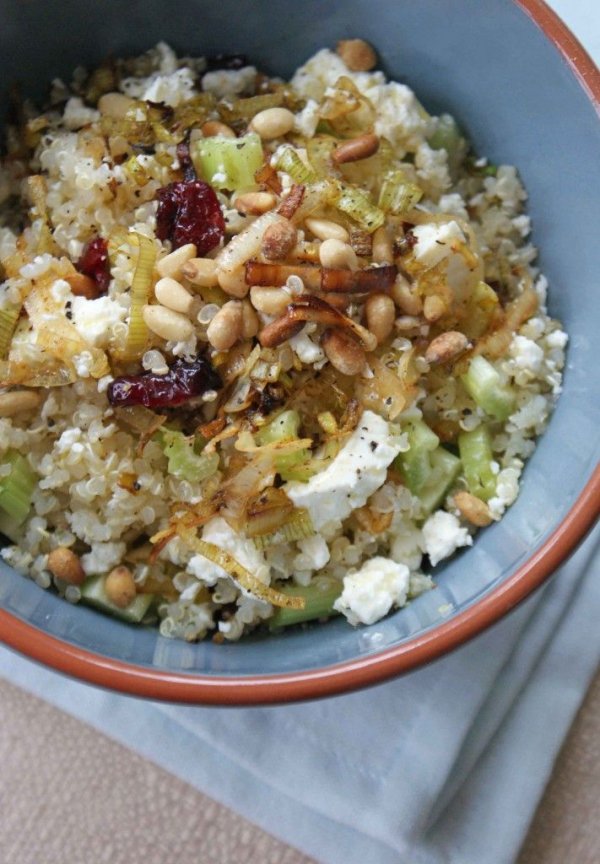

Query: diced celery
<box><xmin>396</xmin><ymin>420</ymin><xmax>460</xmax><ymax>513</ymax></box>
<box><xmin>158</xmin><ymin>429</ymin><xmax>219</xmax><ymax>483</ymax></box>
<box><xmin>268</xmin><ymin>576</ymin><xmax>342</xmax><ymax>629</ymax></box>
<box><xmin>256</xmin><ymin>410</ymin><xmax>300</xmax><ymax>445</ymax></box>
<box><xmin>192</xmin><ymin>133</ymin><xmax>264</xmax><ymax>192</ymax></box>
<box><xmin>461</xmin><ymin>355</ymin><xmax>516</xmax><ymax>421</ymax></box>
<box><xmin>458</xmin><ymin>425</ymin><xmax>497</xmax><ymax>501</ymax></box>
<box><xmin>428</xmin><ymin>114</ymin><xmax>463</xmax><ymax>153</ymax></box>
<box><xmin>378</xmin><ymin>169</ymin><xmax>423</xmax><ymax>214</ymax></box>
<box><xmin>80</xmin><ymin>575</ymin><xmax>155</xmax><ymax>624</ymax></box>
<box><xmin>0</xmin><ymin>509</ymin><xmax>23</xmax><ymax>542</ymax></box>
<box><xmin>272</xmin><ymin>146</ymin><xmax>318</xmax><ymax>185</ymax></box>
<box><xmin>0</xmin><ymin>451</ymin><xmax>37</xmax><ymax>525</ymax></box>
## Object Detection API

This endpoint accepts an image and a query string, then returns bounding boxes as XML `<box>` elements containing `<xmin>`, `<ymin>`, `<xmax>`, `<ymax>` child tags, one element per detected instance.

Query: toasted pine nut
<box><xmin>201</xmin><ymin>120</ymin><xmax>236</xmax><ymax>138</ymax></box>
<box><xmin>156</xmin><ymin>243</ymin><xmax>197</xmax><ymax>279</ymax></box>
<box><xmin>321</xmin><ymin>328</ymin><xmax>366</xmax><ymax>376</ymax></box>
<box><xmin>305</xmin><ymin>217</ymin><xmax>349</xmax><ymax>244</ymax></box>
<box><xmin>365</xmin><ymin>293</ymin><xmax>395</xmax><ymax>345</ymax></box>
<box><xmin>454</xmin><ymin>491</ymin><xmax>493</xmax><ymax>527</ymax></box>
<box><xmin>142</xmin><ymin>305</ymin><xmax>194</xmax><ymax>342</ymax></box>
<box><xmin>372</xmin><ymin>226</ymin><xmax>394</xmax><ymax>264</ymax></box>
<box><xmin>154</xmin><ymin>277</ymin><xmax>194</xmax><ymax>315</ymax></box>
<box><xmin>47</xmin><ymin>547</ymin><xmax>85</xmax><ymax>586</ymax></box>
<box><xmin>217</xmin><ymin>265</ymin><xmax>250</xmax><ymax>298</ymax></box>
<box><xmin>234</xmin><ymin>191</ymin><xmax>277</xmax><ymax>216</ymax></box>
<box><xmin>250</xmin><ymin>107</ymin><xmax>295</xmax><ymax>140</ymax></box>
<box><xmin>181</xmin><ymin>257</ymin><xmax>219</xmax><ymax>288</ymax></box>
<box><xmin>349</xmin><ymin>228</ymin><xmax>372</xmax><ymax>258</ymax></box>
<box><xmin>249</xmin><ymin>286</ymin><xmax>291</xmax><ymax>316</ymax></box>
<box><xmin>261</xmin><ymin>219</ymin><xmax>297</xmax><ymax>260</ymax></box>
<box><xmin>425</xmin><ymin>330</ymin><xmax>470</xmax><ymax>365</ymax></box>
<box><xmin>319</xmin><ymin>238</ymin><xmax>358</xmax><ymax>271</ymax></box>
<box><xmin>105</xmin><ymin>565</ymin><xmax>137</xmax><ymax>608</ymax></box>
<box><xmin>65</xmin><ymin>272</ymin><xmax>100</xmax><ymax>299</ymax></box>
<box><xmin>207</xmin><ymin>301</ymin><xmax>244</xmax><ymax>350</ymax></box>
<box><xmin>336</xmin><ymin>38</ymin><xmax>377</xmax><ymax>71</ymax></box>
<box><xmin>391</xmin><ymin>273</ymin><xmax>422</xmax><ymax>315</ymax></box>
<box><xmin>332</xmin><ymin>133</ymin><xmax>380</xmax><ymax>165</ymax></box>
<box><xmin>98</xmin><ymin>92</ymin><xmax>135</xmax><ymax>119</ymax></box>
<box><xmin>423</xmin><ymin>295</ymin><xmax>447</xmax><ymax>322</ymax></box>
<box><xmin>241</xmin><ymin>300</ymin><xmax>260</xmax><ymax>339</ymax></box>
<box><xmin>0</xmin><ymin>390</ymin><xmax>42</xmax><ymax>417</ymax></box>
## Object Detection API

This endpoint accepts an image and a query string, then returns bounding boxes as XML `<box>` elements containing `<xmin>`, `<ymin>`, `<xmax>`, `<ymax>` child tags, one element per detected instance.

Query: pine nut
<box><xmin>250</xmin><ymin>107</ymin><xmax>295</xmax><ymax>140</ymax></box>
<box><xmin>234</xmin><ymin>192</ymin><xmax>277</xmax><ymax>215</ymax></box>
<box><xmin>217</xmin><ymin>266</ymin><xmax>250</xmax><ymax>298</ymax></box>
<box><xmin>142</xmin><ymin>305</ymin><xmax>194</xmax><ymax>341</ymax></box>
<box><xmin>47</xmin><ymin>547</ymin><xmax>85</xmax><ymax>586</ymax></box>
<box><xmin>154</xmin><ymin>277</ymin><xmax>194</xmax><ymax>314</ymax></box>
<box><xmin>372</xmin><ymin>226</ymin><xmax>394</xmax><ymax>264</ymax></box>
<box><xmin>105</xmin><ymin>565</ymin><xmax>137</xmax><ymax>608</ymax></box>
<box><xmin>98</xmin><ymin>92</ymin><xmax>135</xmax><ymax>119</ymax></box>
<box><xmin>391</xmin><ymin>273</ymin><xmax>422</xmax><ymax>315</ymax></box>
<box><xmin>0</xmin><ymin>390</ymin><xmax>42</xmax><ymax>417</ymax></box>
<box><xmin>65</xmin><ymin>272</ymin><xmax>100</xmax><ymax>299</ymax></box>
<box><xmin>423</xmin><ymin>294</ymin><xmax>447</xmax><ymax>322</ymax></box>
<box><xmin>241</xmin><ymin>300</ymin><xmax>260</xmax><ymax>339</ymax></box>
<box><xmin>336</xmin><ymin>38</ymin><xmax>377</xmax><ymax>71</ymax></box>
<box><xmin>206</xmin><ymin>301</ymin><xmax>244</xmax><ymax>350</ymax></box>
<box><xmin>332</xmin><ymin>133</ymin><xmax>380</xmax><ymax>165</ymax></box>
<box><xmin>261</xmin><ymin>219</ymin><xmax>297</xmax><ymax>260</ymax></box>
<box><xmin>395</xmin><ymin>315</ymin><xmax>421</xmax><ymax>332</ymax></box>
<box><xmin>201</xmin><ymin>120</ymin><xmax>236</xmax><ymax>138</ymax></box>
<box><xmin>305</xmin><ymin>217</ymin><xmax>349</xmax><ymax>243</ymax></box>
<box><xmin>321</xmin><ymin>328</ymin><xmax>366</xmax><ymax>376</ymax></box>
<box><xmin>454</xmin><ymin>491</ymin><xmax>493</xmax><ymax>527</ymax></box>
<box><xmin>156</xmin><ymin>243</ymin><xmax>197</xmax><ymax>279</ymax></box>
<box><xmin>319</xmin><ymin>238</ymin><xmax>358</xmax><ymax>271</ymax></box>
<box><xmin>249</xmin><ymin>286</ymin><xmax>291</xmax><ymax>316</ymax></box>
<box><xmin>365</xmin><ymin>293</ymin><xmax>395</xmax><ymax>344</ymax></box>
<box><xmin>425</xmin><ymin>330</ymin><xmax>470</xmax><ymax>365</ymax></box>
<box><xmin>180</xmin><ymin>257</ymin><xmax>219</xmax><ymax>288</ymax></box>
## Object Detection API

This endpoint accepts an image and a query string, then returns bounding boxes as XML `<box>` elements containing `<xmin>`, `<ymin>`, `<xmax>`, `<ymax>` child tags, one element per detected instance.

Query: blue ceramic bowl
<box><xmin>0</xmin><ymin>0</ymin><xmax>598</xmax><ymax>703</ymax></box>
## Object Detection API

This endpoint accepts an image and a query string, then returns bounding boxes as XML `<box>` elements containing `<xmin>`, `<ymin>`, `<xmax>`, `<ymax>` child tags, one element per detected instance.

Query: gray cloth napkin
<box><xmin>1</xmin><ymin>525</ymin><xmax>598</xmax><ymax>864</ymax></box>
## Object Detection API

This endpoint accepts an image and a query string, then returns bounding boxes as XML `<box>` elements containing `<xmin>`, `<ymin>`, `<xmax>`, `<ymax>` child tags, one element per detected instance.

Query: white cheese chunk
<box><xmin>285</xmin><ymin>411</ymin><xmax>404</xmax><ymax>532</ymax></box>
<box><xmin>334</xmin><ymin>556</ymin><xmax>410</xmax><ymax>625</ymax></box>
<box><xmin>411</xmin><ymin>220</ymin><xmax>465</xmax><ymax>269</ymax></box>
<box><xmin>187</xmin><ymin>517</ymin><xmax>270</xmax><ymax>589</ymax></box>
<box><xmin>509</xmin><ymin>335</ymin><xmax>544</xmax><ymax>373</ymax></box>
<box><xmin>293</xmin><ymin>534</ymin><xmax>330</xmax><ymax>572</ymax></box>
<box><xmin>71</xmin><ymin>296</ymin><xmax>126</xmax><ymax>348</ymax></box>
<box><xmin>421</xmin><ymin>511</ymin><xmax>472</xmax><ymax>566</ymax></box>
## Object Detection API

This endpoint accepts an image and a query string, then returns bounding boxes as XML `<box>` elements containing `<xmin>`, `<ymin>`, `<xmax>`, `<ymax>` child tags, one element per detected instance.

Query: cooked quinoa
<box><xmin>0</xmin><ymin>41</ymin><xmax>567</xmax><ymax>641</ymax></box>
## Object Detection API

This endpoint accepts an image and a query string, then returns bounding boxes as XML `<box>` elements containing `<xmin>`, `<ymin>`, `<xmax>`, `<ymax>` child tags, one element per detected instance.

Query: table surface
<box><xmin>0</xmin><ymin>670</ymin><xmax>598</xmax><ymax>864</ymax></box>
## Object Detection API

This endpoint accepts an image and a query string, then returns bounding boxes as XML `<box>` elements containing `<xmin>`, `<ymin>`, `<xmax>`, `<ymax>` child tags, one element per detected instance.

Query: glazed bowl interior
<box><xmin>0</xmin><ymin>0</ymin><xmax>599</xmax><ymax>701</ymax></box>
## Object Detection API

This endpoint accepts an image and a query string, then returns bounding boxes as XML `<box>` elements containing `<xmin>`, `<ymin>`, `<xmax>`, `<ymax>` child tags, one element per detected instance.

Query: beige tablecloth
<box><xmin>0</xmin><ymin>671</ymin><xmax>598</xmax><ymax>864</ymax></box>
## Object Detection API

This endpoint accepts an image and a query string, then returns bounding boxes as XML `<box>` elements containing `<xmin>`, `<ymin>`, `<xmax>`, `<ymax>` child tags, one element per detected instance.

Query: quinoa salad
<box><xmin>0</xmin><ymin>40</ymin><xmax>567</xmax><ymax>641</ymax></box>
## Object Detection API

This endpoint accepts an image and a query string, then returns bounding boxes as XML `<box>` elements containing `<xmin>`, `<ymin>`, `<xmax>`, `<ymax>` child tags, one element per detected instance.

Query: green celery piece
<box><xmin>80</xmin><ymin>575</ymin><xmax>155</xmax><ymax>624</ymax></box>
<box><xmin>0</xmin><ymin>451</ymin><xmax>37</xmax><ymax>525</ymax></box>
<box><xmin>256</xmin><ymin>410</ymin><xmax>309</xmax><ymax>478</ymax></box>
<box><xmin>192</xmin><ymin>132</ymin><xmax>264</xmax><ymax>192</ymax></box>
<box><xmin>458</xmin><ymin>425</ymin><xmax>497</xmax><ymax>501</ymax></box>
<box><xmin>378</xmin><ymin>169</ymin><xmax>423</xmax><ymax>214</ymax></box>
<box><xmin>159</xmin><ymin>429</ymin><xmax>219</xmax><ymax>483</ymax></box>
<box><xmin>395</xmin><ymin>419</ymin><xmax>440</xmax><ymax>494</ymax></box>
<box><xmin>268</xmin><ymin>576</ymin><xmax>342</xmax><ymax>630</ymax></box>
<box><xmin>0</xmin><ymin>509</ymin><xmax>23</xmax><ymax>542</ymax></box>
<box><xmin>418</xmin><ymin>447</ymin><xmax>462</xmax><ymax>515</ymax></box>
<box><xmin>462</xmin><ymin>355</ymin><xmax>516</xmax><ymax>421</ymax></box>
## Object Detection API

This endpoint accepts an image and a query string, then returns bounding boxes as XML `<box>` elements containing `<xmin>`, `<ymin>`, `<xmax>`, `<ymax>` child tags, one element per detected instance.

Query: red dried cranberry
<box><xmin>107</xmin><ymin>357</ymin><xmax>222</xmax><ymax>409</ymax></box>
<box><xmin>155</xmin><ymin>181</ymin><xmax>225</xmax><ymax>254</ymax></box>
<box><xmin>77</xmin><ymin>236</ymin><xmax>110</xmax><ymax>292</ymax></box>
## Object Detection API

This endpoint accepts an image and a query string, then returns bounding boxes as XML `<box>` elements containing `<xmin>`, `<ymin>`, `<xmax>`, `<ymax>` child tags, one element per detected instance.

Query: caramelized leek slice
<box><xmin>272</xmin><ymin>147</ymin><xmax>318</xmax><ymax>185</ymax></box>
<box><xmin>253</xmin><ymin>507</ymin><xmax>315</xmax><ymax>549</ymax></box>
<box><xmin>378</xmin><ymin>170</ymin><xmax>423</xmax><ymax>215</ymax></box>
<box><xmin>0</xmin><ymin>450</ymin><xmax>37</xmax><ymax>525</ymax></box>
<box><xmin>177</xmin><ymin>526</ymin><xmax>305</xmax><ymax>610</ymax></box>
<box><xmin>122</xmin><ymin>233</ymin><xmax>156</xmax><ymax>362</ymax></box>
<box><xmin>0</xmin><ymin>303</ymin><xmax>21</xmax><ymax>359</ymax></box>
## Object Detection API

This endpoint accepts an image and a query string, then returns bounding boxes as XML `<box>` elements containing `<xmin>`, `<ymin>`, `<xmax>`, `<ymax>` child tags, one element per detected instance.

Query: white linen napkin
<box><xmin>1</xmin><ymin>527</ymin><xmax>598</xmax><ymax>864</ymax></box>
<box><xmin>1</xmin><ymin>3</ymin><xmax>598</xmax><ymax>862</ymax></box>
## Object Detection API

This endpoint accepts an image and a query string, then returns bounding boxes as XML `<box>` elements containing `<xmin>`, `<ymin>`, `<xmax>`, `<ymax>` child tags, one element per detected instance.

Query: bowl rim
<box><xmin>1</xmin><ymin>0</ymin><xmax>599</xmax><ymax>705</ymax></box>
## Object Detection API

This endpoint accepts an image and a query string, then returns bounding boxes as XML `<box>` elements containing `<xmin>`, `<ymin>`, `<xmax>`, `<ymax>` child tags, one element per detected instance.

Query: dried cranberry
<box><xmin>205</xmin><ymin>54</ymin><xmax>248</xmax><ymax>72</ymax></box>
<box><xmin>77</xmin><ymin>236</ymin><xmax>110</xmax><ymax>293</ymax></box>
<box><xmin>155</xmin><ymin>181</ymin><xmax>225</xmax><ymax>254</ymax></box>
<box><xmin>107</xmin><ymin>357</ymin><xmax>222</xmax><ymax>409</ymax></box>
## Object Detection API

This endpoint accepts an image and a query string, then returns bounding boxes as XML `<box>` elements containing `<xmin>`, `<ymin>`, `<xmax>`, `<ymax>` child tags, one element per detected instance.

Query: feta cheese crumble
<box><xmin>421</xmin><ymin>511</ymin><xmax>473</xmax><ymax>566</ymax></box>
<box><xmin>334</xmin><ymin>557</ymin><xmax>410</xmax><ymax>625</ymax></box>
